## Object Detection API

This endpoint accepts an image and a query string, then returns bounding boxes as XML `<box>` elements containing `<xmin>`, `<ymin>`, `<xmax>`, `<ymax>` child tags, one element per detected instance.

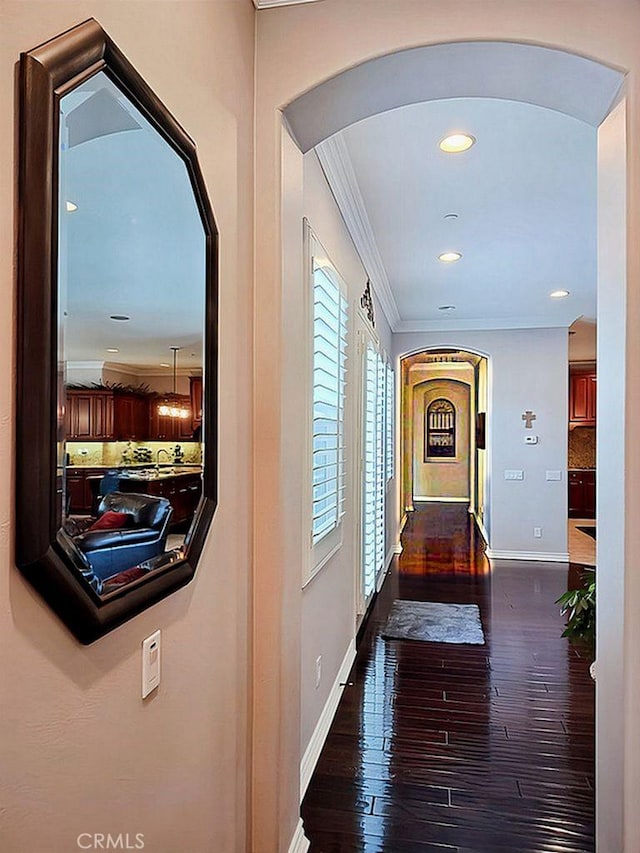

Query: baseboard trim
<box><xmin>300</xmin><ymin>638</ymin><xmax>356</xmax><ymax>799</ymax></box>
<box><xmin>287</xmin><ymin>818</ymin><xmax>310</xmax><ymax>853</ymax></box>
<box><xmin>413</xmin><ymin>495</ymin><xmax>469</xmax><ymax>503</ymax></box>
<box><xmin>486</xmin><ymin>549</ymin><xmax>569</xmax><ymax>563</ymax></box>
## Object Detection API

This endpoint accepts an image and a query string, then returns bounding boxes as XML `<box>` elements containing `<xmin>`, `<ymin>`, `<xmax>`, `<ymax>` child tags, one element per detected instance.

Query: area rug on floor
<box><xmin>577</xmin><ymin>525</ymin><xmax>597</xmax><ymax>540</ymax></box>
<box><xmin>382</xmin><ymin>600</ymin><xmax>485</xmax><ymax>645</ymax></box>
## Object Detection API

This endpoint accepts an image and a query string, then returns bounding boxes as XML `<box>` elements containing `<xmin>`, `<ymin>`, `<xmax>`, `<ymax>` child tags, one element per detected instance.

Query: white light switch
<box><xmin>546</xmin><ymin>470</ymin><xmax>562</xmax><ymax>481</ymax></box>
<box><xmin>142</xmin><ymin>630</ymin><xmax>161</xmax><ymax>698</ymax></box>
<box><xmin>504</xmin><ymin>470</ymin><xmax>524</xmax><ymax>480</ymax></box>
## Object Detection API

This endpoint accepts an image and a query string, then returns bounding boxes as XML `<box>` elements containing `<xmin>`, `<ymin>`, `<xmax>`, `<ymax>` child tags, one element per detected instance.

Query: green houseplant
<box><xmin>556</xmin><ymin>567</ymin><xmax>595</xmax><ymax>653</ymax></box>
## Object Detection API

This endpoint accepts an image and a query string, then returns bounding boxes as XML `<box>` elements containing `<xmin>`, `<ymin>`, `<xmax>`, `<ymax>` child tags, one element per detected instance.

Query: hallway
<box><xmin>301</xmin><ymin>504</ymin><xmax>595</xmax><ymax>852</ymax></box>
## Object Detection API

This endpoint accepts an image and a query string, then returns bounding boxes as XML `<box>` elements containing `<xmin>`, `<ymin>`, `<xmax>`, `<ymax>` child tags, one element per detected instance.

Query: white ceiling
<box><xmin>319</xmin><ymin>97</ymin><xmax>597</xmax><ymax>330</ymax></box>
<box><xmin>59</xmin><ymin>72</ymin><xmax>205</xmax><ymax>372</ymax></box>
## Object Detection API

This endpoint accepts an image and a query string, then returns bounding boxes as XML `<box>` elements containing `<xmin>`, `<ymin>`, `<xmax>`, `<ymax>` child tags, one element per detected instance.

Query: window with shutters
<box><xmin>362</xmin><ymin>344</ymin><xmax>386</xmax><ymax>601</ymax></box>
<box><xmin>310</xmin><ymin>234</ymin><xmax>348</xmax><ymax>552</ymax></box>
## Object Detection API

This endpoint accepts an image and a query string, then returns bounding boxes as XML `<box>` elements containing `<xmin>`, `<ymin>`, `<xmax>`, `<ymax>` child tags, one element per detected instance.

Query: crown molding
<box><xmin>253</xmin><ymin>0</ymin><xmax>323</xmax><ymax>8</ymax></box>
<box><xmin>315</xmin><ymin>134</ymin><xmax>401</xmax><ymax>331</ymax></box>
<box><xmin>394</xmin><ymin>317</ymin><xmax>572</xmax><ymax>334</ymax></box>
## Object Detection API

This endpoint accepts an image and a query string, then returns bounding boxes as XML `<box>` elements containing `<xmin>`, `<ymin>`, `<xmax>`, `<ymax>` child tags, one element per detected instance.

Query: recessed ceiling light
<box><xmin>439</xmin><ymin>133</ymin><xmax>476</xmax><ymax>153</ymax></box>
<box><xmin>160</xmin><ymin>362</ymin><xmax>171</xmax><ymax>368</ymax></box>
<box><xmin>550</xmin><ymin>289</ymin><xmax>570</xmax><ymax>299</ymax></box>
<box><xmin>443</xmin><ymin>213</ymin><xmax>459</xmax><ymax>221</ymax></box>
<box><xmin>438</xmin><ymin>251</ymin><xmax>462</xmax><ymax>263</ymax></box>
<box><xmin>106</xmin><ymin>348</ymin><xmax>119</xmax><ymax>353</ymax></box>
<box><xmin>65</xmin><ymin>201</ymin><xmax>78</xmax><ymax>212</ymax></box>
<box><xmin>109</xmin><ymin>314</ymin><xmax>130</xmax><ymax>321</ymax></box>
<box><xmin>439</xmin><ymin>305</ymin><xmax>456</xmax><ymax>311</ymax></box>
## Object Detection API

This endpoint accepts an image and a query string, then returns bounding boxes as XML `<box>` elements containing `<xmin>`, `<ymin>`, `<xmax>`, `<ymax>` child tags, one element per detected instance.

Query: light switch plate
<box><xmin>546</xmin><ymin>470</ymin><xmax>562</xmax><ymax>481</ymax></box>
<box><xmin>504</xmin><ymin>470</ymin><xmax>524</xmax><ymax>480</ymax></box>
<box><xmin>142</xmin><ymin>630</ymin><xmax>161</xmax><ymax>698</ymax></box>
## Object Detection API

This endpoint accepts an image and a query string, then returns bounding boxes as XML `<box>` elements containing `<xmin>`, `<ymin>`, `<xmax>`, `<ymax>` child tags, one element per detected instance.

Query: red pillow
<box><xmin>89</xmin><ymin>510</ymin><xmax>131</xmax><ymax>531</ymax></box>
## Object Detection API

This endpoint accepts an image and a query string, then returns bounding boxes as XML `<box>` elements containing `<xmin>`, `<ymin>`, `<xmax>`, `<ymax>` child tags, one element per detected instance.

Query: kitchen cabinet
<box><xmin>66</xmin><ymin>391</ymin><xmax>114</xmax><ymax>439</ymax></box>
<box><xmin>66</xmin><ymin>467</ymin><xmax>104</xmax><ymax>514</ymax></box>
<box><xmin>148</xmin><ymin>396</ymin><xmax>193</xmax><ymax>440</ymax></box>
<box><xmin>119</xmin><ymin>471</ymin><xmax>202</xmax><ymax>526</ymax></box>
<box><xmin>190</xmin><ymin>376</ymin><xmax>203</xmax><ymax>431</ymax></box>
<box><xmin>568</xmin><ymin>469</ymin><xmax>596</xmax><ymax>519</ymax></box>
<box><xmin>113</xmin><ymin>394</ymin><xmax>149</xmax><ymax>440</ymax></box>
<box><xmin>569</xmin><ymin>370</ymin><xmax>597</xmax><ymax>426</ymax></box>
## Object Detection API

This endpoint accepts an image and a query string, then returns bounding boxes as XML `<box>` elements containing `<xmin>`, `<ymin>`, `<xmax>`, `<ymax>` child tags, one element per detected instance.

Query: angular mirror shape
<box><xmin>17</xmin><ymin>20</ymin><xmax>218</xmax><ymax>642</ymax></box>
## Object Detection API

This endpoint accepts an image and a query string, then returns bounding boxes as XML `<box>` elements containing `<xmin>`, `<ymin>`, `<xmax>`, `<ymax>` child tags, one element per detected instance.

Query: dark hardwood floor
<box><xmin>301</xmin><ymin>503</ymin><xmax>595</xmax><ymax>853</ymax></box>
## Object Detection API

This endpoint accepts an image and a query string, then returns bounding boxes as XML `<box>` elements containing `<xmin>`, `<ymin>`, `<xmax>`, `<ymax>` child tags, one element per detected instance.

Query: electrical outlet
<box><xmin>534</xmin><ymin>527</ymin><xmax>542</xmax><ymax>538</ymax></box>
<box><xmin>315</xmin><ymin>655</ymin><xmax>322</xmax><ymax>689</ymax></box>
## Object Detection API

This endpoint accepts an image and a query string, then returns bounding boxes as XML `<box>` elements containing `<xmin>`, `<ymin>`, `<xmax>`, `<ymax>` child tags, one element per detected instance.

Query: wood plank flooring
<box><xmin>301</xmin><ymin>503</ymin><xmax>595</xmax><ymax>853</ymax></box>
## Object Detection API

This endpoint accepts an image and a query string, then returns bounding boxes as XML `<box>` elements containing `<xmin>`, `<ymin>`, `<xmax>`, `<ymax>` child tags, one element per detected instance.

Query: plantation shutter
<box><xmin>386</xmin><ymin>361</ymin><xmax>394</xmax><ymax>482</ymax></box>
<box><xmin>362</xmin><ymin>343</ymin><xmax>378</xmax><ymax>598</ymax></box>
<box><xmin>312</xmin><ymin>264</ymin><xmax>347</xmax><ymax>545</ymax></box>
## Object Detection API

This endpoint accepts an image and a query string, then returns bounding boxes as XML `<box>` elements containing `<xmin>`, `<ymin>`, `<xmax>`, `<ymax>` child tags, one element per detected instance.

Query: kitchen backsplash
<box><xmin>568</xmin><ymin>427</ymin><xmax>596</xmax><ymax>469</ymax></box>
<box><xmin>66</xmin><ymin>440</ymin><xmax>202</xmax><ymax>467</ymax></box>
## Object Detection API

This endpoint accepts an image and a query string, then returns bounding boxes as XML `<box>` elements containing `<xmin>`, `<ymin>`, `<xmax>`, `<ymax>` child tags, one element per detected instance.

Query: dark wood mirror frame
<box><xmin>16</xmin><ymin>18</ymin><xmax>218</xmax><ymax>643</ymax></box>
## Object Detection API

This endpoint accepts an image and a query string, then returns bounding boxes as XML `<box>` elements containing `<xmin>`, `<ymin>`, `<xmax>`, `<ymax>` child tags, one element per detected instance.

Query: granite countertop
<box><xmin>118</xmin><ymin>466</ymin><xmax>202</xmax><ymax>481</ymax></box>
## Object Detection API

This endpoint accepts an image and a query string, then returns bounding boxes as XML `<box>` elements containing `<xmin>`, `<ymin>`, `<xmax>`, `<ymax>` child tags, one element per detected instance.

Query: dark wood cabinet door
<box><xmin>114</xmin><ymin>394</ymin><xmax>150</xmax><ymax>440</ymax></box>
<box><xmin>92</xmin><ymin>393</ymin><xmax>114</xmax><ymax>438</ymax></box>
<box><xmin>190</xmin><ymin>376</ymin><xmax>203</xmax><ymax>430</ymax></box>
<box><xmin>66</xmin><ymin>474</ymin><xmax>86</xmax><ymax>513</ymax></box>
<box><xmin>72</xmin><ymin>394</ymin><xmax>93</xmax><ymax>439</ymax></box>
<box><xmin>568</xmin><ymin>470</ymin><xmax>596</xmax><ymax>518</ymax></box>
<box><xmin>148</xmin><ymin>397</ymin><xmax>191</xmax><ymax>440</ymax></box>
<box><xmin>569</xmin><ymin>372</ymin><xmax>596</xmax><ymax>425</ymax></box>
<box><xmin>66</xmin><ymin>391</ymin><xmax>114</xmax><ymax>439</ymax></box>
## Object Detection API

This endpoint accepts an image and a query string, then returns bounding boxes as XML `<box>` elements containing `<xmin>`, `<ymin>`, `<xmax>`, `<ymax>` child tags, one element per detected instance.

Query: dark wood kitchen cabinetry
<box><xmin>66</xmin><ymin>391</ymin><xmax>114</xmax><ymax>440</ymax></box>
<box><xmin>148</xmin><ymin>396</ymin><xmax>194</xmax><ymax>440</ymax></box>
<box><xmin>113</xmin><ymin>393</ymin><xmax>149</xmax><ymax>440</ymax></box>
<box><xmin>569</xmin><ymin>368</ymin><xmax>597</xmax><ymax>427</ymax></box>
<box><xmin>66</xmin><ymin>467</ymin><xmax>104</xmax><ymax>514</ymax></box>
<box><xmin>119</xmin><ymin>472</ymin><xmax>202</xmax><ymax>525</ymax></box>
<box><xmin>190</xmin><ymin>376</ymin><xmax>203</xmax><ymax>431</ymax></box>
<box><xmin>568</xmin><ymin>469</ymin><xmax>596</xmax><ymax>519</ymax></box>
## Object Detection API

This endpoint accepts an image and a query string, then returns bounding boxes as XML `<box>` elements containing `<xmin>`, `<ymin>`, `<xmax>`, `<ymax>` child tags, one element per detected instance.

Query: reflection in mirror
<box><xmin>57</xmin><ymin>71</ymin><xmax>206</xmax><ymax>597</ymax></box>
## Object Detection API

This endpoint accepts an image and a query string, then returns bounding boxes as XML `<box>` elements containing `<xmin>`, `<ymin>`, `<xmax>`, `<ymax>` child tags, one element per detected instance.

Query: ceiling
<box><xmin>282</xmin><ymin>39</ymin><xmax>624</xmax><ymax>333</ymax></box>
<box><xmin>318</xmin><ymin>96</ymin><xmax>597</xmax><ymax>331</ymax></box>
<box><xmin>60</xmin><ymin>72</ymin><xmax>205</xmax><ymax>372</ymax></box>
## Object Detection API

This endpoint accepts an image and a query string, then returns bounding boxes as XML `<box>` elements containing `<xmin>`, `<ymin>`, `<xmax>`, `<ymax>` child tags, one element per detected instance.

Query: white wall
<box><xmin>596</xmin><ymin>95</ymin><xmax>628</xmax><ymax>852</ymax></box>
<box><xmin>300</xmin><ymin>150</ymin><xmax>396</xmax><ymax>758</ymax></box>
<box><xmin>394</xmin><ymin>328</ymin><xmax>568</xmax><ymax>559</ymax></box>
<box><xmin>1</xmin><ymin>4</ymin><xmax>254</xmax><ymax>852</ymax></box>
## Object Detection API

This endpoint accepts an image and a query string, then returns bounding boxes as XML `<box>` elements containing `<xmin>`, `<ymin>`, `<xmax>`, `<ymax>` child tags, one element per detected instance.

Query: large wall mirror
<box><xmin>16</xmin><ymin>19</ymin><xmax>218</xmax><ymax>643</ymax></box>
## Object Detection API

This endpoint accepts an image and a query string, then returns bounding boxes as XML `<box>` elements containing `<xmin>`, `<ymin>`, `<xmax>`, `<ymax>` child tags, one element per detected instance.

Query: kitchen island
<box><xmin>68</xmin><ymin>465</ymin><xmax>202</xmax><ymax>525</ymax></box>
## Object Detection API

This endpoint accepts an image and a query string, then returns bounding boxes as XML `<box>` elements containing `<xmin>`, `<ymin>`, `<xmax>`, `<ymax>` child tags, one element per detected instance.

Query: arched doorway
<box><xmin>255</xmin><ymin>29</ymin><xmax>631</xmax><ymax>853</ymax></box>
<box><xmin>401</xmin><ymin>348</ymin><xmax>489</xmax><ymax>542</ymax></box>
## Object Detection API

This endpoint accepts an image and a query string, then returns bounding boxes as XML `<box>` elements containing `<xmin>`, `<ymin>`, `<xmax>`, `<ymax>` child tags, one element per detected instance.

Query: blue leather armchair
<box><xmin>74</xmin><ymin>491</ymin><xmax>173</xmax><ymax>582</ymax></box>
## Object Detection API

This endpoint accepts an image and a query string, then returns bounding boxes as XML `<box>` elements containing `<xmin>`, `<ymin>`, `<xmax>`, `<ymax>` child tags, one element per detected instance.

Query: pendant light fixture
<box><xmin>158</xmin><ymin>346</ymin><xmax>190</xmax><ymax>419</ymax></box>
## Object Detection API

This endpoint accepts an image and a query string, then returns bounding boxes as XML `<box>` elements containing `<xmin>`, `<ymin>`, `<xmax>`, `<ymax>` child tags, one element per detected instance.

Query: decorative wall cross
<box><xmin>522</xmin><ymin>410</ymin><xmax>537</xmax><ymax>429</ymax></box>
<box><xmin>360</xmin><ymin>280</ymin><xmax>375</xmax><ymax>327</ymax></box>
